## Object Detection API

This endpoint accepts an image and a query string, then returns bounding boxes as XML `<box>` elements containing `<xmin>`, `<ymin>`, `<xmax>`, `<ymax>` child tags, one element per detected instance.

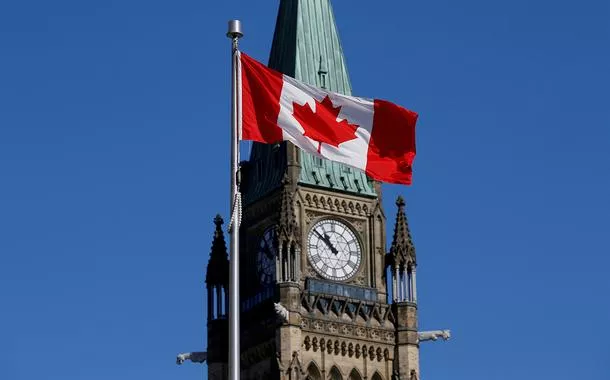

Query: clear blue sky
<box><xmin>1</xmin><ymin>1</ymin><xmax>609</xmax><ymax>379</ymax></box>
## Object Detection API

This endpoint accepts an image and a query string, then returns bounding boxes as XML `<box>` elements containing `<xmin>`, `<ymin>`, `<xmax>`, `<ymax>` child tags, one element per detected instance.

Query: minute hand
<box><xmin>314</xmin><ymin>230</ymin><xmax>338</xmax><ymax>255</ymax></box>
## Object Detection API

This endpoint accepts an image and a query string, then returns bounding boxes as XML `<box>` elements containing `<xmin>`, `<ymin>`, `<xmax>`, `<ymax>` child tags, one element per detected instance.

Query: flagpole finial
<box><xmin>227</xmin><ymin>20</ymin><xmax>243</xmax><ymax>39</ymax></box>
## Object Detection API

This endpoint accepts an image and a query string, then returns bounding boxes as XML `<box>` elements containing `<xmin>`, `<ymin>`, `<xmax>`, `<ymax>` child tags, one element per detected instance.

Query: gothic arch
<box><xmin>371</xmin><ymin>371</ymin><xmax>384</xmax><ymax>380</ymax></box>
<box><xmin>348</xmin><ymin>368</ymin><xmax>363</xmax><ymax>380</ymax></box>
<box><xmin>305</xmin><ymin>361</ymin><xmax>322</xmax><ymax>380</ymax></box>
<box><xmin>329</xmin><ymin>366</ymin><xmax>343</xmax><ymax>380</ymax></box>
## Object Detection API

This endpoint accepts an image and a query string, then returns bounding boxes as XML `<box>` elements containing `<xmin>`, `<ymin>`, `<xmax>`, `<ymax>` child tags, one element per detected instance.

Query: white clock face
<box><xmin>256</xmin><ymin>227</ymin><xmax>277</xmax><ymax>285</ymax></box>
<box><xmin>307</xmin><ymin>219</ymin><xmax>362</xmax><ymax>281</ymax></box>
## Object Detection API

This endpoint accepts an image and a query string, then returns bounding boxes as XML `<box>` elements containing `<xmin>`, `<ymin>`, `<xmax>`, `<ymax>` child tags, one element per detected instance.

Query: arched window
<box><xmin>305</xmin><ymin>362</ymin><xmax>322</xmax><ymax>380</ymax></box>
<box><xmin>348</xmin><ymin>368</ymin><xmax>363</xmax><ymax>380</ymax></box>
<box><xmin>371</xmin><ymin>372</ymin><xmax>384</xmax><ymax>380</ymax></box>
<box><xmin>329</xmin><ymin>366</ymin><xmax>343</xmax><ymax>380</ymax></box>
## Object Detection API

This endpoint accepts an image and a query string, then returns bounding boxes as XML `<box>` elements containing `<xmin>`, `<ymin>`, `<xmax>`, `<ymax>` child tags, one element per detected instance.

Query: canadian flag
<box><xmin>240</xmin><ymin>53</ymin><xmax>418</xmax><ymax>185</ymax></box>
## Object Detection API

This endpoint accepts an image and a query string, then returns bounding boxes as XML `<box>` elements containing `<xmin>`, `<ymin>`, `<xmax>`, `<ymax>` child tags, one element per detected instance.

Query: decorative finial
<box><xmin>206</xmin><ymin>214</ymin><xmax>229</xmax><ymax>286</ymax></box>
<box><xmin>389</xmin><ymin>195</ymin><xmax>415</xmax><ymax>267</ymax></box>
<box><xmin>214</xmin><ymin>214</ymin><xmax>224</xmax><ymax>227</ymax></box>
<box><xmin>226</xmin><ymin>20</ymin><xmax>243</xmax><ymax>39</ymax></box>
<box><xmin>396</xmin><ymin>195</ymin><xmax>405</xmax><ymax>207</ymax></box>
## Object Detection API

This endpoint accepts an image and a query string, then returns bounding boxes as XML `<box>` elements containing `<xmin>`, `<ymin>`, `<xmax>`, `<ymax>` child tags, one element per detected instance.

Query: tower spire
<box><xmin>206</xmin><ymin>215</ymin><xmax>229</xmax><ymax>286</ymax></box>
<box><xmin>205</xmin><ymin>215</ymin><xmax>229</xmax><ymax>320</ymax></box>
<box><xmin>388</xmin><ymin>196</ymin><xmax>417</xmax><ymax>304</ymax></box>
<box><xmin>243</xmin><ymin>0</ymin><xmax>376</xmax><ymax>204</ymax></box>
<box><xmin>268</xmin><ymin>0</ymin><xmax>352</xmax><ymax>93</ymax></box>
<box><xmin>389</xmin><ymin>196</ymin><xmax>416</xmax><ymax>268</ymax></box>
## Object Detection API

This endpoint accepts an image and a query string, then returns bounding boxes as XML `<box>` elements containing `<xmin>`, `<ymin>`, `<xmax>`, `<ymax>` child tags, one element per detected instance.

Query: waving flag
<box><xmin>240</xmin><ymin>53</ymin><xmax>418</xmax><ymax>185</ymax></box>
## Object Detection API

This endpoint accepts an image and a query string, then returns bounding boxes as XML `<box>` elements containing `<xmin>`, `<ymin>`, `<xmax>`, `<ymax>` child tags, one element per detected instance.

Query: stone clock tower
<box><xmin>205</xmin><ymin>1</ymin><xmax>425</xmax><ymax>379</ymax></box>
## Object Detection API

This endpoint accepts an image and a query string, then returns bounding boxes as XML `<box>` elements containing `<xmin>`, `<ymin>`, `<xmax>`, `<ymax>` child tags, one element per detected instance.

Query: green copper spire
<box><xmin>244</xmin><ymin>0</ymin><xmax>376</xmax><ymax>203</ymax></box>
<box><xmin>268</xmin><ymin>0</ymin><xmax>352</xmax><ymax>93</ymax></box>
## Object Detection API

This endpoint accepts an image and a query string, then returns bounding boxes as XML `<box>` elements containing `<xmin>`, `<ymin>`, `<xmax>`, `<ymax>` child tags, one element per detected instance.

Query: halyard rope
<box><xmin>227</xmin><ymin>191</ymin><xmax>242</xmax><ymax>233</ymax></box>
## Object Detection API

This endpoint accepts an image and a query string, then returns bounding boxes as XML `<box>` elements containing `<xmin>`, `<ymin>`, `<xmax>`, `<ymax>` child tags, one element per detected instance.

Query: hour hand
<box><xmin>314</xmin><ymin>230</ymin><xmax>338</xmax><ymax>255</ymax></box>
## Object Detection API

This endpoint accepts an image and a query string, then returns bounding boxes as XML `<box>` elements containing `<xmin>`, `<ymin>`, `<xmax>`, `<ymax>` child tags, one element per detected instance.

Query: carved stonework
<box><xmin>340</xmin><ymin>325</ymin><xmax>352</xmax><ymax>336</ymax></box>
<box><xmin>304</xmin><ymin>267</ymin><xmax>318</xmax><ymax>278</ymax></box>
<box><xmin>327</xmin><ymin>323</ymin><xmax>338</xmax><ymax>334</ymax></box>
<box><xmin>303</xmin><ymin>209</ymin><xmax>366</xmax><ymax>227</ymax></box>
<box><xmin>355</xmin><ymin>327</ymin><xmax>366</xmax><ymax>338</ymax></box>
<box><xmin>285</xmin><ymin>351</ymin><xmax>306</xmax><ymax>379</ymax></box>
<box><xmin>352</xmin><ymin>220</ymin><xmax>365</xmax><ymax>233</ymax></box>
<box><xmin>302</xmin><ymin>335</ymin><xmax>391</xmax><ymax>361</ymax></box>
<box><xmin>370</xmin><ymin>330</ymin><xmax>380</xmax><ymax>340</ymax></box>
<box><xmin>302</xmin><ymin>192</ymin><xmax>372</xmax><ymax>217</ymax></box>
<box><xmin>385</xmin><ymin>332</ymin><xmax>394</xmax><ymax>342</ymax></box>
<box><xmin>300</xmin><ymin>293</ymin><xmax>396</xmax><ymax>329</ymax></box>
<box><xmin>352</xmin><ymin>272</ymin><xmax>366</xmax><ymax>286</ymax></box>
<box><xmin>301</xmin><ymin>317</ymin><xmax>395</xmax><ymax>343</ymax></box>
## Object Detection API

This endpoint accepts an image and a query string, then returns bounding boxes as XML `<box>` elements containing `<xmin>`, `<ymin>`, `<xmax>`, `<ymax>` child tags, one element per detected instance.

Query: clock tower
<box><xmin>205</xmin><ymin>1</ymin><xmax>422</xmax><ymax>379</ymax></box>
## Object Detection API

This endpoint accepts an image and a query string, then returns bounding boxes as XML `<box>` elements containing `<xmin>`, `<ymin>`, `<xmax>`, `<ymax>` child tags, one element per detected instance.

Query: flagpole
<box><xmin>227</xmin><ymin>19</ymin><xmax>243</xmax><ymax>380</ymax></box>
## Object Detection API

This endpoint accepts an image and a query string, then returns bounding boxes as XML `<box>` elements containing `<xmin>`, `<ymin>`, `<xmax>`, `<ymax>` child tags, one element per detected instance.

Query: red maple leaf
<box><xmin>292</xmin><ymin>96</ymin><xmax>359</xmax><ymax>153</ymax></box>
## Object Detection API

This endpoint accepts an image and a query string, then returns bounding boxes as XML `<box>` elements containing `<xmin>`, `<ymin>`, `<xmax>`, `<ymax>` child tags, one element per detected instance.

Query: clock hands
<box><xmin>314</xmin><ymin>229</ymin><xmax>339</xmax><ymax>256</ymax></box>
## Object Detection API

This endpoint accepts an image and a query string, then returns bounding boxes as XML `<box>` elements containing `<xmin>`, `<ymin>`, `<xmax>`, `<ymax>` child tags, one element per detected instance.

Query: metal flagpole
<box><xmin>227</xmin><ymin>19</ymin><xmax>243</xmax><ymax>380</ymax></box>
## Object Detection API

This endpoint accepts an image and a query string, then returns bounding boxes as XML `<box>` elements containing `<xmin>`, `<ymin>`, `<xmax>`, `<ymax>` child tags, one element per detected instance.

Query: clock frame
<box><xmin>307</xmin><ymin>219</ymin><xmax>362</xmax><ymax>281</ymax></box>
<box><xmin>256</xmin><ymin>226</ymin><xmax>277</xmax><ymax>285</ymax></box>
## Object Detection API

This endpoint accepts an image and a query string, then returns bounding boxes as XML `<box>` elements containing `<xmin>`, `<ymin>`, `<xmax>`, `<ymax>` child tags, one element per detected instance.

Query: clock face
<box><xmin>256</xmin><ymin>227</ymin><xmax>277</xmax><ymax>285</ymax></box>
<box><xmin>307</xmin><ymin>219</ymin><xmax>362</xmax><ymax>281</ymax></box>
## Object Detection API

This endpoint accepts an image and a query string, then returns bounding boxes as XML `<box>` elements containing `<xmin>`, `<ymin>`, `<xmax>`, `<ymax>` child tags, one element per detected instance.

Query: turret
<box><xmin>387</xmin><ymin>196</ymin><xmax>417</xmax><ymax>303</ymax></box>
<box><xmin>388</xmin><ymin>196</ymin><xmax>420</xmax><ymax>379</ymax></box>
<box><xmin>205</xmin><ymin>215</ymin><xmax>229</xmax><ymax>320</ymax></box>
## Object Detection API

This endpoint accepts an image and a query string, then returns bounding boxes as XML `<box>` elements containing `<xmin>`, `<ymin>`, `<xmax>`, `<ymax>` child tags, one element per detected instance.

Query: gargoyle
<box><xmin>274</xmin><ymin>302</ymin><xmax>289</xmax><ymax>323</ymax></box>
<box><xmin>417</xmin><ymin>330</ymin><xmax>451</xmax><ymax>342</ymax></box>
<box><xmin>176</xmin><ymin>351</ymin><xmax>207</xmax><ymax>365</ymax></box>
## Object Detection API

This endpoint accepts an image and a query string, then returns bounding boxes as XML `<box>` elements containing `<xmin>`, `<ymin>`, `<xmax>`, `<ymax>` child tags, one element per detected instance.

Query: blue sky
<box><xmin>1</xmin><ymin>1</ymin><xmax>609</xmax><ymax>379</ymax></box>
